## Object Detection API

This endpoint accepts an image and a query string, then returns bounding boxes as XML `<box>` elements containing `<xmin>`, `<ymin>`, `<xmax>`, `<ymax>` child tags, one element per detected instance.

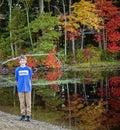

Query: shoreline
<box><xmin>0</xmin><ymin>111</ymin><xmax>69</xmax><ymax>130</ymax></box>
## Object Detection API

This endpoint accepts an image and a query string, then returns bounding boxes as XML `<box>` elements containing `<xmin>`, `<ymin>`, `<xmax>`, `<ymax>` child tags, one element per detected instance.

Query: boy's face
<box><xmin>19</xmin><ymin>58</ymin><xmax>27</xmax><ymax>66</ymax></box>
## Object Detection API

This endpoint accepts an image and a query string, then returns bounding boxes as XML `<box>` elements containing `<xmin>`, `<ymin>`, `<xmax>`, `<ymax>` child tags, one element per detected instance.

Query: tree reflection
<box><xmin>46</xmin><ymin>69</ymin><xmax>62</xmax><ymax>91</ymax></box>
<box><xmin>61</xmin><ymin>75</ymin><xmax>120</xmax><ymax>130</ymax></box>
<box><xmin>62</xmin><ymin>93</ymin><xmax>105</xmax><ymax>130</ymax></box>
<box><xmin>97</xmin><ymin>76</ymin><xmax>120</xmax><ymax>129</ymax></box>
<box><xmin>35</xmin><ymin>69</ymin><xmax>63</xmax><ymax>110</ymax></box>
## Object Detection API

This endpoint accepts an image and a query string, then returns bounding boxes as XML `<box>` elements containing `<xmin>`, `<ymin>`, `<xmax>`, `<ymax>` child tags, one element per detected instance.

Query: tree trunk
<box><xmin>103</xmin><ymin>29</ymin><xmax>107</xmax><ymax>50</ymax></box>
<box><xmin>62</xmin><ymin>0</ymin><xmax>67</xmax><ymax>56</ymax></box>
<box><xmin>26</xmin><ymin>9</ymin><xmax>33</xmax><ymax>49</ymax></box>
<box><xmin>83</xmin><ymin>81</ymin><xmax>88</xmax><ymax>104</ymax></box>
<box><xmin>39</xmin><ymin>0</ymin><xmax>44</xmax><ymax>13</ymax></box>
<box><xmin>69</xmin><ymin>0</ymin><xmax>72</xmax><ymax>14</ymax></box>
<box><xmin>72</xmin><ymin>39</ymin><xmax>75</xmax><ymax>57</ymax></box>
<box><xmin>81</xmin><ymin>27</ymin><xmax>85</xmax><ymax>49</ymax></box>
<box><xmin>0</xmin><ymin>0</ymin><xmax>4</xmax><ymax>7</ymax></box>
<box><xmin>102</xmin><ymin>20</ymin><xmax>107</xmax><ymax>50</ymax></box>
<box><xmin>8</xmin><ymin>0</ymin><xmax>14</xmax><ymax>57</ymax></box>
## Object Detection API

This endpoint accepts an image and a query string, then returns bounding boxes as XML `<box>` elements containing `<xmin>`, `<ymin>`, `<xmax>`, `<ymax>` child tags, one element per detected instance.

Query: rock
<box><xmin>0</xmin><ymin>111</ymin><xmax>69</xmax><ymax>130</ymax></box>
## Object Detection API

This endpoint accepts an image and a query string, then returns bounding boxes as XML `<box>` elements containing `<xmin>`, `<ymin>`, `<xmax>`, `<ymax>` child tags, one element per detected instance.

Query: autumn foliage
<box><xmin>97</xmin><ymin>76</ymin><xmax>120</xmax><ymax>128</ymax></box>
<box><xmin>26</xmin><ymin>55</ymin><xmax>37</xmax><ymax>68</ymax></box>
<box><xmin>46</xmin><ymin>69</ymin><xmax>62</xmax><ymax>91</ymax></box>
<box><xmin>43</xmin><ymin>48</ymin><xmax>62</xmax><ymax>69</ymax></box>
<box><xmin>95</xmin><ymin>0</ymin><xmax>120</xmax><ymax>53</ymax></box>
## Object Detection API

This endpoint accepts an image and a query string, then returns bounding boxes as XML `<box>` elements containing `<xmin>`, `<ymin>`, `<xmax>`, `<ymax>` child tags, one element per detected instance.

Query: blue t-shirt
<box><xmin>15</xmin><ymin>66</ymin><xmax>33</xmax><ymax>92</ymax></box>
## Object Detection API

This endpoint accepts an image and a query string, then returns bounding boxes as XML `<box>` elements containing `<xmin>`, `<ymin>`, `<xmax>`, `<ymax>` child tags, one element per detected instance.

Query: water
<box><xmin>0</xmin><ymin>68</ymin><xmax>120</xmax><ymax>130</ymax></box>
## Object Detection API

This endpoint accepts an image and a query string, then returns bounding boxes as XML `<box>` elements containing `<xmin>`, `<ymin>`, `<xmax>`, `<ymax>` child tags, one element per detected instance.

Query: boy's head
<box><xmin>19</xmin><ymin>55</ymin><xmax>27</xmax><ymax>66</ymax></box>
<box><xmin>19</xmin><ymin>55</ymin><xmax>27</xmax><ymax>61</ymax></box>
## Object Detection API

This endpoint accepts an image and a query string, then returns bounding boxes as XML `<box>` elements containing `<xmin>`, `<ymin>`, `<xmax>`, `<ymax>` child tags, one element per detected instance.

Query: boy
<box><xmin>15</xmin><ymin>55</ymin><xmax>33</xmax><ymax>121</ymax></box>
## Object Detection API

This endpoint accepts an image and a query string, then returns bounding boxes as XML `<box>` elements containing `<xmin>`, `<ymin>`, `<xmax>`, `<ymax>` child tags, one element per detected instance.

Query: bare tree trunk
<box><xmin>81</xmin><ymin>27</ymin><xmax>85</xmax><ymax>49</ymax></box>
<box><xmin>66</xmin><ymin>83</ymin><xmax>72</xmax><ymax>130</ymax></box>
<box><xmin>98</xmin><ymin>31</ymin><xmax>103</xmax><ymax>50</ymax></box>
<box><xmin>69</xmin><ymin>0</ymin><xmax>75</xmax><ymax>57</ymax></box>
<box><xmin>72</xmin><ymin>39</ymin><xmax>75</xmax><ymax>57</ymax></box>
<box><xmin>19</xmin><ymin>0</ymin><xmax>33</xmax><ymax>50</ymax></box>
<box><xmin>62</xmin><ymin>0</ymin><xmax>67</xmax><ymax>56</ymax></box>
<box><xmin>69</xmin><ymin>0</ymin><xmax>72</xmax><ymax>14</ymax></box>
<box><xmin>0</xmin><ymin>0</ymin><xmax>4</xmax><ymax>7</ymax></box>
<box><xmin>99</xmin><ymin>40</ymin><xmax>102</xmax><ymax>50</ymax></box>
<box><xmin>102</xmin><ymin>20</ymin><xmax>107</xmax><ymax>50</ymax></box>
<box><xmin>26</xmin><ymin>9</ymin><xmax>33</xmax><ymax>49</ymax></box>
<box><xmin>103</xmin><ymin>29</ymin><xmax>107</xmax><ymax>50</ymax></box>
<box><xmin>39</xmin><ymin>0</ymin><xmax>44</xmax><ymax>13</ymax></box>
<box><xmin>8</xmin><ymin>0</ymin><xmax>14</xmax><ymax>57</ymax></box>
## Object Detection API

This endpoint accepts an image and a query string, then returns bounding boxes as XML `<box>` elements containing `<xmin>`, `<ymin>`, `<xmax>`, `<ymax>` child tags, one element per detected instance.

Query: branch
<box><xmin>1</xmin><ymin>54</ymin><xmax>48</xmax><ymax>65</ymax></box>
<box><xmin>0</xmin><ymin>0</ymin><xmax>4</xmax><ymax>7</ymax></box>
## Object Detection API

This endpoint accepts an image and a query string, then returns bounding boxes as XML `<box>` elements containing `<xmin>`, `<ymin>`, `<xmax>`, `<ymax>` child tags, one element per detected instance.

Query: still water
<box><xmin>0</xmin><ymin>68</ymin><xmax>120</xmax><ymax>130</ymax></box>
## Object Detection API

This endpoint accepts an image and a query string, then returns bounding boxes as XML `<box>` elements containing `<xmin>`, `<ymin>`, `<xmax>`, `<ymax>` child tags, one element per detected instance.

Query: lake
<box><xmin>0</xmin><ymin>67</ymin><xmax>120</xmax><ymax>130</ymax></box>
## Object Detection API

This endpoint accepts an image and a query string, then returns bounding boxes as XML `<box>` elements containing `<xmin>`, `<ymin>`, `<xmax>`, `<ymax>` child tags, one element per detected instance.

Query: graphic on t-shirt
<box><xmin>19</xmin><ymin>70</ymin><xmax>29</xmax><ymax>76</ymax></box>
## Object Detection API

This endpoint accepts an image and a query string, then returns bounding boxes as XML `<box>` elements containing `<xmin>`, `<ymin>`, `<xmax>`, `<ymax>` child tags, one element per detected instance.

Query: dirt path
<box><xmin>0</xmin><ymin>111</ymin><xmax>69</xmax><ymax>130</ymax></box>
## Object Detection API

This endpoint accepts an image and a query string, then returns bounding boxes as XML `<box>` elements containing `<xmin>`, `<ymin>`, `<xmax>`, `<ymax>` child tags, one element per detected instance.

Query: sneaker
<box><xmin>20</xmin><ymin>115</ymin><xmax>25</xmax><ymax>121</ymax></box>
<box><xmin>26</xmin><ymin>116</ymin><xmax>31</xmax><ymax>122</ymax></box>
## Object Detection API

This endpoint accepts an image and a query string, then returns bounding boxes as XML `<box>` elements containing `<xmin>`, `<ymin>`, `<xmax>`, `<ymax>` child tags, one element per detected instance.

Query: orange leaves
<box><xmin>43</xmin><ymin>48</ymin><xmax>62</xmax><ymax>69</ymax></box>
<box><xmin>46</xmin><ymin>69</ymin><xmax>62</xmax><ymax>81</ymax></box>
<box><xmin>46</xmin><ymin>69</ymin><xmax>62</xmax><ymax>91</ymax></box>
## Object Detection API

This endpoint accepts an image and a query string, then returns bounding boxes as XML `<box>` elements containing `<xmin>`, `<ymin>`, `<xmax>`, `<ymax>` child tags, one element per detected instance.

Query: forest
<box><xmin>0</xmin><ymin>0</ymin><xmax>120</xmax><ymax>68</ymax></box>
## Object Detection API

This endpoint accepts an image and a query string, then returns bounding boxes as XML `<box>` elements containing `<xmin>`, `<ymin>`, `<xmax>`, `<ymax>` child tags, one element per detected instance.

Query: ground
<box><xmin>0</xmin><ymin>111</ymin><xmax>69</xmax><ymax>130</ymax></box>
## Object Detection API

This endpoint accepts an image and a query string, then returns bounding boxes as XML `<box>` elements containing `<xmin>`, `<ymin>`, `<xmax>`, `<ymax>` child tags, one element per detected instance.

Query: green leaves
<box><xmin>30</xmin><ymin>13</ymin><xmax>61</xmax><ymax>53</ymax></box>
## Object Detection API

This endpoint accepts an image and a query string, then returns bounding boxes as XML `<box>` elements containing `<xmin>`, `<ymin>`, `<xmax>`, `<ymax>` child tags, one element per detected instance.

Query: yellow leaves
<box><xmin>59</xmin><ymin>0</ymin><xmax>103</xmax><ymax>38</ymax></box>
<box><xmin>59</xmin><ymin>14</ymin><xmax>80</xmax><ymax>33</ymax></box>
<box><xmin>71</xmin><ymin>0</ymin><xmax>103</xmax><ymax>31</ymax></box>
<box><xmin>63</xmin><ymin>99</ymin><xmax>105</xmax><ymax>130</ymax></box>
<box><xmin>76</xmin><ymin>101</ymin><xmax>105</xmax><ymax>130</ymax></box>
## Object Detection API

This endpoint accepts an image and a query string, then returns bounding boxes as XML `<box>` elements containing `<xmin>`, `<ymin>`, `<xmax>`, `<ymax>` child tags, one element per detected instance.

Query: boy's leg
<box><xmin>25</xmin><ymin>92</ymin><xmax>31</xmax><ymax>117</ymax></box>
<box><xmin>18</xmin><ymin>92</ymin><xmax>26</xmax><ymax>120</ymax></box>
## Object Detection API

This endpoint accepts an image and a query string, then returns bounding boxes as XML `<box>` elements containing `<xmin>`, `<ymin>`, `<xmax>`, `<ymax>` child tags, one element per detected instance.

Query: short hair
<box><xmin>19</xmin><ymin>55</ymin><xmax>27</xmax><ymax>61</ymax></box>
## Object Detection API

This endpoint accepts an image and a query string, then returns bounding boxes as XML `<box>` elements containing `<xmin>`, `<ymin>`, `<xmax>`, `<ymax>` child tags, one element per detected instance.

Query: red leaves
<box><xmin>111</xmin><ymin>88</ymin><xmax>120</xmax><ymax>97</ymax></box>
<box><xmin>83</xmin><ymin>49</ymin><xmax>91</xmax><ymax>58</ymax></box>
<box><xmin>67</xmin><ymin>30</ymin><xmax>80</xmax><ymax>41</ymax></box>
<box><xmin>95</xmin><ymin>0</ymin><xmax>120</xmax><ymax>53</ymax></box>
<box><xmin>108</xmin><ymin>43</ymin><xmax>120</xmax><ymax>53</ymax></box>
<box><xmin>26</xmin><ymin>56</ymin><xmax>37</xmax><ymax>68</ymax></box>
<box><xmin>43</xmin><ymin>48</ymin><xmax>62</xmax><ymax>69</ymax></box>
<box><xmin>109</xmin><ymin>76</ymin><xmax>120</xmax><ymax>87</ymax></box>
<box><xmin>97</xmin><ymin>76</ymin><xmax>120</xmax><ymax>128</ymax></box>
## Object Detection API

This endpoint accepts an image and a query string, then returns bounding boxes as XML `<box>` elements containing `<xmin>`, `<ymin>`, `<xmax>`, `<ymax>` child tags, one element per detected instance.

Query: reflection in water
<box><xmin>0</xmin><ymin>69</ymin><xmax>120</xmax><ymax>130</ymax></box>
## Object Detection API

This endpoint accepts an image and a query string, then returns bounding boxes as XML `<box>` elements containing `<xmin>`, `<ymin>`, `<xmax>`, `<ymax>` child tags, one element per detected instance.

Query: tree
<box><xmin>10</xmin><ymin>6</ymin><xmax>27</xmax><ymax>56</ymax></box>
<box><xmin>60</xmin><ymin>0</ymin><xmax>102</xmax><ymax>58</ymax></box>
<box><xmin>7</xmin><ymin>0</ymin><xmax>14</xmax><ymax>57</ymax></box>
<box><xmin>43</xmin><ymin>48</ymin><xmax>62</xmax><ymax>69</ymax></box>
<box><xmin>19</xmin><ymin>0</ymin><xmax>33</xmax><ymax>49</ymax></box>
<box><xmin>95</xmin><ymin>0</ymin><xmax>120</xmax><ymax>52</ymax></box>
<box><xmin>39</xmin><ymin>0</ymin><xmax>44</xmax><ymax>13</ymax></box>
<box><xmin>71</xmin><ymin>0</ymin><xmax>102</xmax><ymax>49</ymax></box>
<box><xmin>30</xmin><ymin>12</ymin><xmax>61</xmax><ymax>53</ymax></box>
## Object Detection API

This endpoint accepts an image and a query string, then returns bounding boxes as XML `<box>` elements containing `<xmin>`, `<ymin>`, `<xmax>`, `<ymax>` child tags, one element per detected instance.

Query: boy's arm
<box><xmin>29</xmin><ymin>68</ymin><xmax>33</xmax><ymax>79</ymax></box>
<box><xmin>15</xmin><ymin>69</ymin><xmax>18</xmax><ymax>82</ymax></box>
